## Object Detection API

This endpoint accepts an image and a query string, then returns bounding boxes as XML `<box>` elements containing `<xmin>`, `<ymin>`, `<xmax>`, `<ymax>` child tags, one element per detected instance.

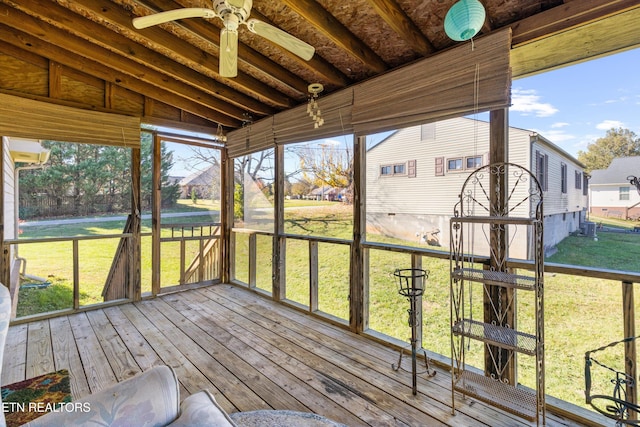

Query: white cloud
<box><xmin>551</xmin><ymin>122</ymin><xmax>570</xmax><ymax>128</ymax></box>
<box><xmin>540</xmin><ymin>129</ymin><xmax>575</xmax><ymax>143</ymax></box>
<box><xmin>596</xmin><ymin>120</ymin><xmax>624</xmax><ymax>130</ymax></box>
<box><xmin>511</xmin><ymin>88</ymin><xmax>558</xmax><ymax>117</ymax></box>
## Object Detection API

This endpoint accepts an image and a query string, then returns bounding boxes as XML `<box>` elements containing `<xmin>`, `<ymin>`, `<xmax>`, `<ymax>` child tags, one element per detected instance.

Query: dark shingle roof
<box><xmin>590</xmin><ymin>157</ymin><xmax>640</xmax><ymax>185</ymax></box>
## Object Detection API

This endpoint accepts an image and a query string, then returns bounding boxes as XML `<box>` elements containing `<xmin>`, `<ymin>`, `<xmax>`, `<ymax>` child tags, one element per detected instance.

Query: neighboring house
<box><xmin>178</xmin><ymin>164</ymin><xmax>220</xmax><ymax>200</ymax></box>
<box><xmin>366</xmin><ymin>117</ymin><xmax>588</xmax><ymax>258</ymax></box>
<box><xmin>589</xmin><ymin>156</ymin><xmax>640</xmax><ymax>220</ymax></box>
<box><xmin>307</xmin><ymin>185</ymin><xmax>342</xmax><ymax>201</ymax></box>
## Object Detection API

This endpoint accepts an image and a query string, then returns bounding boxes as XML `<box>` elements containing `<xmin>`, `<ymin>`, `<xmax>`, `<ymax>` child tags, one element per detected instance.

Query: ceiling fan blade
<box><xmin>220</xmin><ymin>28</ymin><xmax>239</xmax><ymax>78</ymax></box>
<box><xmin>225</xmin><ymin>0</ymin><xmax>248</xmax><ymax>9</ymax></box>
<box><xmin>246</xmin><ymin>19</ymin><xmax>314</xmax><ymax>61</ymax></box>
<box><xmin>132</xmin><ymin>8</ymin><xmax>217</xmax><ymax>29</ymax></box>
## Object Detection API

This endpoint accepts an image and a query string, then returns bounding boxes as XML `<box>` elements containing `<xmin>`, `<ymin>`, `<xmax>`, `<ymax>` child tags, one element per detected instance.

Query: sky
<box><xmin>507</xmin><ymin>47</ymin><xmax>640</xmax><ymax>158</ymax></box>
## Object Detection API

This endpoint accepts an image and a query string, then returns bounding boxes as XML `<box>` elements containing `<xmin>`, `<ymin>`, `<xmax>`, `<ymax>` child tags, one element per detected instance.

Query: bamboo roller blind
<box><xmin>224</xmin><ymin>28</ymin><xmax>511</xmax><ymax>159</ymax></box>
<box><xmin>0</xmin><ymin>93</ymin><xmax>141</xmax><ymax>148</ymax></box>
<box><xmin>226</xmin><ymin>89</ymin><xmax>354</xmax><ymax>158</ymax></box>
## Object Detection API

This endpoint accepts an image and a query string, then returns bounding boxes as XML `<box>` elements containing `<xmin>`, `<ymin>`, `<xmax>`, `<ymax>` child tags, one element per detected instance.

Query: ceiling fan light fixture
<box><xmin>444</xmin><ymin>0</ymin><xmax>486</xmax><ymax>42</ymax></box>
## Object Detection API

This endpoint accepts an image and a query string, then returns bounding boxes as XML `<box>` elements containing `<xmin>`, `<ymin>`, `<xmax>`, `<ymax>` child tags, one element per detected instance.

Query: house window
<box><xmin>447</xmin><ymin>158</ymin><xmax>463</xmax><ymax>171</ymax></box>
<box><xmin>536</xmin><ymin>151</ymin><xmax>549</xmax><ymax>191</ymax></box>
<box><xmin>381</xmin><ymin>163</ymin><xmax>406</xmax><ymax>177</ymax></box>
<box><xmin>561</xmin><ymin>163</ymin><xmax>567</xmax><ymax>194</ymax></box>
<box><xmin>466</xmin><ymin>156</ymin><xmax>482</xmax><ymax>169</ymax></box>
<box><xmin>583</xmin><ymin>174</ymin><xmax>588</xmax><ymax>196</ymax></box>
<box><xmin>575</xmin><ymin>171</ymin><xmax>582</xmax><ymax>190</ymax></box>
<box><xmin>620</xmin><ymin>186</ymin><xmax>630</xmax><ymax>201</ymax></box>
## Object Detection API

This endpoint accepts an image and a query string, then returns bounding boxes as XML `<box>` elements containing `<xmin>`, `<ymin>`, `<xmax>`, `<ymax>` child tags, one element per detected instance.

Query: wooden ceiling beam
<box><xmin>511</xmin><ymin>0</ymin><xmax>640</xmax><ymax>46</ymax></box>
<box><xmin>279</xmin><ymin>0</ymin><xmax>389</xmax><ymax>73</ymax></box>
<box><xmin>8</xmin><ymin>0</ymin><xmax>273</xmax><ymax>117</ymax></box>
<box><xmin>0</xmin><ymin>6</ymin><xmax>243</xmax><ymax>124</ymax></box>
<box><xmin>366</xmin><ymin>0</ymin><xmax>435</xmax><ymax>56</ymax></box>
<box><xmin>135</xmin><ymin>0</ymin><xmax>312</xmax><ymax>95</ymax></box>
<box><xmin>0</xmin><ymin>21</ymin><xmax>241</xmax><ymax>127</ymax></box>
<box><xmin>61</xmin><ymin>0</ymin><xmax>294</xmax><ymax>109</ymax></box>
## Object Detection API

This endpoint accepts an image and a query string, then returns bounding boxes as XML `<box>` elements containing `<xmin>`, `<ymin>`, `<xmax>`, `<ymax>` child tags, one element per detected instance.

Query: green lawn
<box><xmin>13</xmin><ymin>203</ymin><xmax>640</xmax><ymax>413</ymax></box>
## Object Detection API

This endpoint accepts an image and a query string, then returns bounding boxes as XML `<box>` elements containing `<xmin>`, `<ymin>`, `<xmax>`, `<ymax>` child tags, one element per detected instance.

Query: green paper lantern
<box><xmin>444</xmin><ymin>0</ymin><xmax>486</xmax><ymax>42</ymax></box>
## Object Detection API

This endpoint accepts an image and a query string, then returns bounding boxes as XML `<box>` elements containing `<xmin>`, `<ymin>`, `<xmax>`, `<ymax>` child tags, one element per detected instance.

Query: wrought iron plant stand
<box><xmin>449</xmin><ymin>162</ymin><xmax>545</xmax><ymax>425</ymax></box>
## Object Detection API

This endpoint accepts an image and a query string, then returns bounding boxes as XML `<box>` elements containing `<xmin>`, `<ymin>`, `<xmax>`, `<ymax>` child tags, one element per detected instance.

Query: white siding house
<box><xmin>365</xmin><ymin>117</ymin><xmax>588</xmax><ymax>258</ymax></box>
<box><xmin>2</xmin><ymin>136</ymin><xmax>16</xmax><ymax>242</ymax></box>
<box><xmin>589</xmin><ymin>156</ymin><xmax>640</xmax><ymax>220</ymax></box>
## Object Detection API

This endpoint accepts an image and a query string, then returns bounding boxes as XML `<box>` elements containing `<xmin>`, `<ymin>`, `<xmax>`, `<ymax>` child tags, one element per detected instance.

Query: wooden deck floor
<box><xmin>2</xmin><ymin>284</ymin><xmax>591</xmax><ymax>426</ymax></box>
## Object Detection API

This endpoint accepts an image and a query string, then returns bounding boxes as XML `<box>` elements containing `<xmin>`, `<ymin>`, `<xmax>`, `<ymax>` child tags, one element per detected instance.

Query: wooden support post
<box><xmin>220</xmin><ymin>149</ymin><xmax>233</xmax><ymax>284</ymax></box>
<box><xmin>248</xmin><ymin>233</ymin><xmax>257</xmax><ymax>289</ymax></box>
<box><xmin>179</xmin><ymin>240</ymin><xmax>186</xmax><ymax>285</ymax></box>
<box><xmin>350</xmin><ymin>135</ymin><xmax>365</xmax><ymax>333</ymax></box>
<box><xmin>623</xmin><ymin>280</ymin><xmax>637</xmax><ymax>418</ymax></box>
<box><xmin>198</xmin><ymin>239</ymin><xmax>204</xmax><ymax>282</ymax></box>
<box><xmin>130</xmin><ymin>147</ymin><xmax>141</xmax><ymax>301</ymax></box>
<box><xmin>309</xmin><ymin>240</ymin><xmax>319</xmax><ymax>312</ymax></box>
<box><xmin>73</xmin><ymin>240</ymin><xmax>79</xmax><ymax>310</ymax></box>
<box><xmin>484</xmin><ymin>108</ymin><xmax>516</xmax><ymax>384</ymax></box>
<box><xmin>273</xmin><ymin>145</ymin><xmax>286</xmax><ymax>301</ymax></box>
<box><xmin>151</xmin><ymin>133</ymin><xmax>161</xmax><ymax>296</ymax></box>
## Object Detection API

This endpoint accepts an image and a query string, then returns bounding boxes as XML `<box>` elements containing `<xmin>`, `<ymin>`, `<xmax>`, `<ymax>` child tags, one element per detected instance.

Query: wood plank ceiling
<box><xmin>0</xmin><ymin>0</ymin><xmax>639</xmax><ymax>136</ymax></box>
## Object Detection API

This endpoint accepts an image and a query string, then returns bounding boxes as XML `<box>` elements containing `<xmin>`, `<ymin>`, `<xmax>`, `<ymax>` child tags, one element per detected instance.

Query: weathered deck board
<box><xmin>85</xmin><ymin>309</ymin><xmax>141</xmax><ymax>382</ymax></box>
<box><xmin>101</xmin><ymin>305</ymin><xmax>189</xmax><ymax>398</ymax></box>
<box><xmin>67</xmin><ymin>312</ymin><xmax>117</xmax><ymax>393</ymax></box>
<box><xmin>201</xmin><ymin>286</ymin><xmax>514</xmax><ymax>427</ymax></box>
<box><xmin>134</xmin><ymin>299</ymin><xmax>270</xmax><ymax>412</ymax></box>
<box><xmin>2</xmin><ymin>323</ymin><xmax>26</xmax><ymax>385</ymax></box>
<box><xmin>146</xmin><ymin>298</ymin><xmax>310</xmax><ymax>413</ymax></box>
<box><xmin>49</xmin><ymin>315</ymin><xmax>91</xmax><ymax>399</ymax></box>
<box><xmin>189</xmin><ymin>288</ymin><xmax>442</xmax><ymax>426</ymax></box>
<box><xmin>116</xmin><ymin>302</ymin><xmax>239</xmax><ymax>412</ymax></box>
<box><xmin>25</xmin><ymin>320</ymin><xmax>54</xmax><ymax>378</ymax></box>
<box><xmin>2</xmin><ymin>285</ymin><xmax>595</xmax><ymax>427</ymax></box>
<box><xmin>210</xmin><ymin>285</ymin><xmax>551</xmax><ymax>427</ymax></box>
<box><xmin>162</xmin><ymin>291</ymin><xmax>368</xmax><ymax>427</ymax></box>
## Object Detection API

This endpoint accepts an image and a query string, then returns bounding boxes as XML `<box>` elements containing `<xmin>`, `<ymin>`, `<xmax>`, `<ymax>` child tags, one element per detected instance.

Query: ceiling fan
<box><xmin>132</xmin><ymin>0</ymin><xmax>315</xmax><ymax>78</ymax></box>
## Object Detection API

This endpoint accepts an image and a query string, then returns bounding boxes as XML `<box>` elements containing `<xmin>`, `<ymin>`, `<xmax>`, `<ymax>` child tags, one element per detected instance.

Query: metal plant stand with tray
<box><xmin>391</xmin><ymin>268</ymin><xmax>436</xmax><ymax>395</ymax></box>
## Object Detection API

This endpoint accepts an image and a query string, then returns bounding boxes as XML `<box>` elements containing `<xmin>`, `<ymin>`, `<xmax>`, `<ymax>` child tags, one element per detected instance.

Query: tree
<box><xmin>19</xmin><ymin>134</ymin><xmax>180</xmax><ymax>218</ymax></box>
<box><xmin>577</xmin><ymin>127</ymin><xmax>640</xmax><ymax>173</ymax></box>
<box><xmin>290</xmin><ymin>142</ymin><xmax>353</xmax><ymax>203</ymax></box>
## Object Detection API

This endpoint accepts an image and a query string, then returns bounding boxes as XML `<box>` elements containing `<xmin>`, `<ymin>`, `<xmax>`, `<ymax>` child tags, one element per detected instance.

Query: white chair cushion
<box><xmin>24</xmin><ymin>365</ymin><xmax>180</xmax><ymax>427</ymax></box>
<box><xmin>168</xmin><ymin>390</ymin><xmax>237</xmax><ymax>427</ymax></box>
